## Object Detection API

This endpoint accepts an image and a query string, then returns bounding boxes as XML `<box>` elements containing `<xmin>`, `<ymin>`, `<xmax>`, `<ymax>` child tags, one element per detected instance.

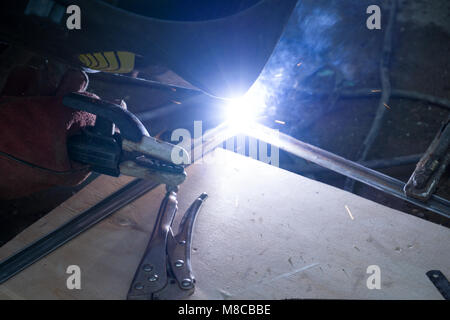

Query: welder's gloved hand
<box><xmin>0</xmin><ymin>66</ymin><xmax>97</xmax><ymax>200</ymax></box>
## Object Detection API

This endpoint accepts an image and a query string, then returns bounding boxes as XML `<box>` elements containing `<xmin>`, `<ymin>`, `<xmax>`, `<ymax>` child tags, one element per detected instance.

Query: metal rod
<box><xmin>286</xmin><ymin>154</ymin><xmax>422</xmax><ymax>175</ymax></box>
<box><xmin>89</xmin><ymin>72</ymin><xmax>202</xmax><ymax>94</ymax></box>
<box><xmin>241</xmin><ymin>123</ymin><xmax>450</xmax><ymax>218</ymax></box>
<box><xmin>0</xmin><ymin>179</ymin><xmax>159</xmax><ymax>284</ymax></box>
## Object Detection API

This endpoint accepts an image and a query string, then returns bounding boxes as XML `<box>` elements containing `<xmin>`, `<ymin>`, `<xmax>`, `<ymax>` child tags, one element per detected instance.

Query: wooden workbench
<box><xmin>0</xmin><ymin>149</ymin><xmax>448</xmax><ymax>299</ymax></box>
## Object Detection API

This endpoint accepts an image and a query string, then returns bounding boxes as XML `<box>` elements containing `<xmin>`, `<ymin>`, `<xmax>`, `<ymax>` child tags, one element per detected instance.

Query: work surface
<box><xmin>0</xmin><ymin>149</ymin><xmax>448</xmax><ymax>299</ymax></box>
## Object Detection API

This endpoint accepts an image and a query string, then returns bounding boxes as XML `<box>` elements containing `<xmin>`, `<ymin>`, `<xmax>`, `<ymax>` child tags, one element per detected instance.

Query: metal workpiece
<box><xmin>404</xmin><ymin>117</ymin><xmax>450</xmax><ymax>201</ymax></box>
<box><xmin>242</xmin><ymin>123</ymin><xmax>450</xmax><ymax>218</ymax></box>
<box><xmin>0</xmin><ymin>179</ymin><xmax>159</xmax><ymax>284</ymax></box>
<box><xmin>127</xmin><ymin>192</ymin><xmax>208</xmax><ymax>300</ymax></box>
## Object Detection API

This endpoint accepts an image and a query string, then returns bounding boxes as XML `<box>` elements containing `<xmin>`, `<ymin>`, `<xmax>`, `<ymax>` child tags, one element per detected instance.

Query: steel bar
<box><xmin>343</xmin><ymin>153</ymin><xmax>422</xmax><ymax>170</ymax></box>
<box><xmin>285</xmin><ymin>153</ymin><xmax>423</xmax><ymax>175</ymax></box>
<box><xmin>0</xmin><ymin>179</ymin><xmax>159</xmax><ymax>284</ymax></box>
<box><xmin>89</xmin><ymin>72</ymin><xmax>202</xmax><ymax>94</ymax></box>
<box><xmin>241</xmin><ymin>123</ymin><xmax>450</xmax><ymax>218</ymax></box>
<box><xmin>135</xmin><ymin>94</ymin><xmax>205</xmax><ymax>122</ymax></box>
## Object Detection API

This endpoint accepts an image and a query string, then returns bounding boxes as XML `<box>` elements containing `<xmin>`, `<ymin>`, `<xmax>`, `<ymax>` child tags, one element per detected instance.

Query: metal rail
<box><xmin>0</xmin><ymin>179</ymin><xmax>159</xmax><ymax>284</ymax></box>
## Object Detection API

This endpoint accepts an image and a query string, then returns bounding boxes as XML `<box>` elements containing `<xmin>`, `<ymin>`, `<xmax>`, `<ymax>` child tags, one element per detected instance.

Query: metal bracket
<box><xmin>426</xmin><ymin>270</ymin><xmax>450</xmax><ymax>300</ymax></box>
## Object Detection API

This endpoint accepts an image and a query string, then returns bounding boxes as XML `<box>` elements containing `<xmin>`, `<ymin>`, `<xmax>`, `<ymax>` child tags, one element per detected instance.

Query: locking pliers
<box><xmin>127</xmin><ymin>188</ymin><xmax>208</xmax><ymax>300</ymax></box>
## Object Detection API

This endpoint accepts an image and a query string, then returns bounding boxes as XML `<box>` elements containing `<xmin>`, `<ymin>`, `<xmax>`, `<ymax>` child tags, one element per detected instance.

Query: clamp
<box><xmin>127</xmin><ymin>188</ymin><xmax>208</xmax><ymax>300</ymax></box>
<box><xmin>63</xmin><ymin>92</ymin><xmax>189</xmax><ymax>188</ymax></box>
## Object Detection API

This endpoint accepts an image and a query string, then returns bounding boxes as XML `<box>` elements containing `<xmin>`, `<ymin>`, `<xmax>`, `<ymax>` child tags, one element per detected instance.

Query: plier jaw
<box><xmin>127</xmin><ymin>190</ymin><xmax>208</xmax><ymax>300</ymax></box>
<box><xmin>63</xmin><ymin>93</ymin><xmax>189</xmax><ymax>187</ymax></box>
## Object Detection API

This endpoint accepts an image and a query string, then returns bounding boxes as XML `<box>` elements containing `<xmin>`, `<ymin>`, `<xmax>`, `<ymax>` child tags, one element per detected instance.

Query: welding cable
<box><xmin>344</xmin><ymin>0</ymin><xmax>398</xmax><ymax>192</ymax></box>
<box><xmin>341</xmin><ymin>89</ymin><xmax>450</xmax><ymax>111</ymax></box>
<box><xmin>296</xmin><ymin>88</ymin><xmax>450</xmax><ymax>112</ymax></box>
<box><xmin>0</xmin><ymin>149</ymin><xmax>90</xmax><ymax>175</ymax></box>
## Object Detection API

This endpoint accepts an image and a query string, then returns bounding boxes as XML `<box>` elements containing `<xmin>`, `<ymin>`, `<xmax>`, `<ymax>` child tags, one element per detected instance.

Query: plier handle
<box><xmin>127</xmin><ymin>188</ymin><xmax>208</xmax><ymax>300</ymax></box>
<box><xmin>63</xmin><ymin>92</ymin><xmax>189</xmax><ymax>187</ymax></box>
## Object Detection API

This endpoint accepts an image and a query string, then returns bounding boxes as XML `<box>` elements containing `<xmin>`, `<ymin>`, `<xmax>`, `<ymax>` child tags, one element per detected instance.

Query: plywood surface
<box><xmin>0</xmin><ymin>149</ymin><xmax>449</xmax><ymax>299</ymax></box>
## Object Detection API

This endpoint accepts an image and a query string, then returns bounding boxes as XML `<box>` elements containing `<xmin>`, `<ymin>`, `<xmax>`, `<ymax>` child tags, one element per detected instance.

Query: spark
<box><xmin>171</xmin><ymin>100</ymin><xmax>182</xmax><ymax>105</ymax></box>
<box><xmin>383</xmin><ymin>103</ymin><xmax>391</xmax><ymax>109</ymax></box>
<box><xmin>345</xmin><ymin>205</ymin><xmax>354</xmax><ymax>220</ymax></box>
<box><xmin>275</xmin><ymin>120</ymin><xmax>285</xmax><ymax>125</ymax></box>
<box><xmin>296</xmin><ymin>62</ymin><xmax>302</xmax><ymax>67</ymax></box>
<box><xmin>371</xmin><ymin>89</ymin><xmax>381</xmax><ymax>93</ymax></box>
